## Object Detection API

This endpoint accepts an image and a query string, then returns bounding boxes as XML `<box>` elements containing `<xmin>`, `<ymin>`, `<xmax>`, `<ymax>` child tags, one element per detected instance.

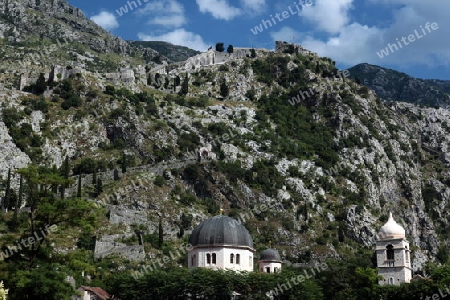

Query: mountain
<box><xmin>348</xmin><ymin>63</ymin><xmax>450</xmax><ymax>108</ymax></box>
<box><xmin>0</xmin><ymin>3</ymin><xmax>450</xmax><ymax>299</ymax></box>
<box><xmin>130</xmin><ymin>40</ymin><xmax>201</xmax><ymax>62</ymax></box>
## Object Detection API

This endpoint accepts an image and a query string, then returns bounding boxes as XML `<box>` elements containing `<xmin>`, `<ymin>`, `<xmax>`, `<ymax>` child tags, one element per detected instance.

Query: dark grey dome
<box><xmin>189</xmin><ymin>215</ymin><xmax>253</xmax><ymax>248</ymax></box>
<box><xmin>260</xmin><ymin>248</ymin><xmax>281</xmax><ymax>261</ymax></box>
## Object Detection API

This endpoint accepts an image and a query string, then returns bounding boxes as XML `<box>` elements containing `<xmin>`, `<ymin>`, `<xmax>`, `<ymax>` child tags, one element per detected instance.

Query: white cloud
<box><xmin>299</xmin><ymin>23</ymin><xmax>383</xmax><ymax>65</ymax></box>
<box><xmin>281</xmin><ymin>0</ymin><xmax>450</xmax><ymax>68</ymax></box>
<box><xmin>90</xmin><ymin>11</ymin><xmax>119</xmax><ymax>31</ymax></box>
<box><xmin>138</xmin><ymin>29</ymin><xmax>210</xmax><ymax>51</ymax></box>
<box><xmin>300</xmin><ymin>0</ymin><xmax>354</xmax><ymax>34</ymax></box>
<box><xmin>241</xmin><ymin>0</ymin><xmax>266</xmax><ymax>14</ymax></box>
<box><xmin>196</xmin><ymin>0</ymin><xmax>241</xmax><ymax>20</ymax></box>
<box><xmin>138</xmin><ymin>0</ymin><xmax>187</xmax><ymax>27</ymax></box>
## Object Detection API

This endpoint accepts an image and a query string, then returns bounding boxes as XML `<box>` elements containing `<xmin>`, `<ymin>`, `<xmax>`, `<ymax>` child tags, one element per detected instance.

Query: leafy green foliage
<box><xmin>256</xmin><ymin>91</ymin><xmax>339</xmax><ymax>169</ymax></box>
<box><xmin>1</xmin><ymin>108</ymin><xmax>44</xmax><ymax>162</ymax></box>
<box><xmin>106</xmin><ymin>267</ymin><xmax>323</xmax><ymax>300</ymax></box>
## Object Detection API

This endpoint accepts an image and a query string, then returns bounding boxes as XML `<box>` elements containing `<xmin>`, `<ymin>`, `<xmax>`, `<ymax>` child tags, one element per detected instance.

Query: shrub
<box><xmin>154</xmin><ymin>175</ymin><xmax>166</xmax><ymax>187</ymax></box>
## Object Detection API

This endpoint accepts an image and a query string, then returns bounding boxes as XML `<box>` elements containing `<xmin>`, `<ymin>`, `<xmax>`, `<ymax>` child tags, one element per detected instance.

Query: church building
<box><xmin>258</xmin><ymin>247</ymin><xmax>282</xmax><ymax>273</ymax></box>
<box><xmin>188</xmin><ymin>214</ymin><xmax>255</xmax><ymax>271</ymax></box>
<box><xmin>376</xmin><ymin>212</ymin><xmax>412</xmax><ymax>285</ymax></box>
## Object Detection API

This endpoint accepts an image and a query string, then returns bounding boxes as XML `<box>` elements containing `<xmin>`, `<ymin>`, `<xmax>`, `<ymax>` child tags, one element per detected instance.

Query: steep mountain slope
<box><xmin>348</xmin><ymin>63</ymin><xmax>450</xmax><ymax>108</ymax></box>
<box><xmin>0</xmin><ymin>3</ymin><xmax>449</xmax><ymax>297</ymax></box>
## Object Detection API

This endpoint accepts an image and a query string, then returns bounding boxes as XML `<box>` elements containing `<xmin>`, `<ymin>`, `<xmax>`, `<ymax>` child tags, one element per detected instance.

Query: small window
<box><xmin>266</xmin><ymin>267</ymin><xmax>270</xmax><ymax>273</ymax></box>
<box><xmin>386</xmin><ymin>245</ymin><xmax>394</xmax><ymax>260</ymax></box>
<box><xmin>388</xmin><ymin>278</ymin><xmax>394</xmax><ymax>285</ymax></box>
<box><xmin>274</xmin><ymin>267</ymin><xmax>279</xmax><ymax>273</ymax></box>
<box><xmin>206</xmin><ymin>253</ymin><xmax>211</xmax><ymax>264</ymax></box>
<box><xmin>212</xmin><ymin>253</ymin><xmax>216</xmax><ymax>264</ymax></box>
<box><xmin>230</xmin><ymin>254</ymin><xmax>234</xmax><ymax>263</ymax></box>
<box><xmin>249</xmin><ymin>256</ymin><xmax>252</xmax><ymax>267</ymax></box>
<box><xmin>236</xmin><ymin>254</ymin><xmax>240</xmax><ymax>265</ymax></box>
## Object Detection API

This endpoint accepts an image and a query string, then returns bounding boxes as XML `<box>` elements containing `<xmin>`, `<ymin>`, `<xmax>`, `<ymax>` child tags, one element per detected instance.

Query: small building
<box><xmin>375</xmin><ymin>212</ymin><xmax>412</xmax><ymax>285</ymax></box>
<box><xmin>258</xmin><ymin>248</ymin><xmax>282</xmax><ymax>273</ymax></box>
<box><xmin>72</xmin><ymin>286</ymin><xmax>113</xmax><ymax>300</ymax></box>
<box><xmin>188</xmin><ymin>214</ymin><xmax>255</xmax><ymax>271</ymax></box>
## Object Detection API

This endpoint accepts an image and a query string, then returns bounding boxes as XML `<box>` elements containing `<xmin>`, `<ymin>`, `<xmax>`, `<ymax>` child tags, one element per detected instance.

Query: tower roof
<box><xmin>378</xmin><ymin>212</ymin><xmax>405</xmax><ymax>239</ymax></box>
<box><xmin>259</xmin><ymin>248</ymin><xmax>281</xmax><ymax>262</ymax></box>
<box><xmin>188</xmin><ymin>215</ymin><xmax>254</xmax><ymax>248</ymax></box>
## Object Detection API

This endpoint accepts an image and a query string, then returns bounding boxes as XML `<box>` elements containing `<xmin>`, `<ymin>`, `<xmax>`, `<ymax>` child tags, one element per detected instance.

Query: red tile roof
<box><xmin>79</xmin><ymin>286</ymin><xmax>111</xmax><ymax>300</ymax></box>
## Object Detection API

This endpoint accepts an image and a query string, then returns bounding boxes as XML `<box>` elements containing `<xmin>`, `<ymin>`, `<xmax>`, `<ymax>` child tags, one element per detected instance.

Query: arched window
<box><xmin>191</xmin><ymin>255</ymin><xmax>196</xmax><ymax>267</ymax></box>
<box><xmin>230</xmin><ymin>254</ymin><xmax>234</xmax><ymax>263</ymax></box>
<box><xmin>405</xmin><ymin>246</ymin><xmax>410</xmax><ymax>263</ymax></box>
<box><xmin>236</xmin><ymin>254</ymin><xmax>240</xmax><ymax>264</ymax></box>
<box><xmin>206</xmin><ymin>253</ymin><xmax>211</xmax><ymax>264</ymax></box>
<box><xmin>388</xmin><ymin>278</ymin><xmax>394</xmax><ymax>285</ymax></box>
<box><xmin>212</xmin><ymin>253</ymin><xmax>216</xmax><ymax>264</ymax></box>
<box><xmin>266</xmin><ymin>267</ymin><xmax>270</xmax><ymax>273</ymax></box>
<box><xmin>274</xmin><ymin>267</ymin><xmax>279</xmax><ymax>273</ymax></box>
<box><xmin>386</xmin><ymin>245</ymin><xmax>394</xmax><ymax>260</ymax></box>
<box><xmin>249</xmin><ymin>256</ymin><xmax>252</xmax><ymax>267</ymax></box>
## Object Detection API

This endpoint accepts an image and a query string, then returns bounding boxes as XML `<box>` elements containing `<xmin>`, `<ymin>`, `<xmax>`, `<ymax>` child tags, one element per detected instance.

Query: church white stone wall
<box><xmin>258</xmin><ymin>261</ymin><xmax>281</xmax><ymax>273</ymax></box>
<box><xmin>188</xmin><ymin>246</ymin><xmax>254</xmax><ymax>271</ymax></box>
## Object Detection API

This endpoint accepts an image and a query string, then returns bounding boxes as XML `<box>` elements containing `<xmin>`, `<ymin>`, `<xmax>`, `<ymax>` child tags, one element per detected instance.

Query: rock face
<box><xmin>0</xmin><ymin>0</ymin><xmax>130</xmax><ymax>54</ymax></box>
<box><xmin>94</xmin><ymin>234</ymin><xmax>146</xmax><ymax>262</ymax></box>
<box><xmin>348</xmin><ymin>63</ymin><xmax>450</xmax><ymax>108</ymax></box>
<box><xmin>0</xmin><ymin>120</ymin><xmax>31</xmax><ymax>189</ymax></box>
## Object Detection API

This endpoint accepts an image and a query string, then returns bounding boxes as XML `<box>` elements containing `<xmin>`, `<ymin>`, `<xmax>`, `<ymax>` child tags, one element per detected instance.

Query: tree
<box><xmin>33</xmin><ymin>73</ymin><xmax>46</xmax><ymax>95</ymax></box>
<box><xmin>179</xmin><ymin>74</ymin><xmax>189</xmax><ymax>96</ymax></box>
<box><xmin>220</xmin><ymin>79</ymin><xmax>229</xmax><ymax>98</ymax></box>
<box><xmin>92</xmin><ymin>170</ymin><xmax>97</xmax><ymax>185</ymax></box>
<box><xmin>3</xmin><ymin>168</ymin><xmax>11</xmax><ymax>212</ymax></box>
<box><xmin>59</xmin><ymin>156</ymin><xmax>70</xmax><ymax>199</ymax></box>
<box><xmin>77</xmin><ymin>173</ymin><xmax>82</xmax><ymax>198</ymax></box>
<box><xmin>96</xmin><ymin>178</ymin><xmax>103</xmax><ymax>196</ymax></box>
<box><xmin>121</xmin><ymin>152</ymin><xmax>128</xmax><ymax>173</ymax></box>
<box><xmin>16</xmin><ymin>166</ymin><xmax>92</xmax><ymax>260</ymax></box>
<box><xmin>174</xmin><ymin>75</ymin><xmax>181</xmax><ymax>87</ymax></box>
<box><xmin>158</xmin><ymin>217</ymin><xmax>163</xmax><ymax>249</ymax></box>
<box><xmin>2</xmin><ymin>166</ymin><xmax>97</xmax><ymax>300</ymax></box>
<box><xmin>12</xmin><ymin>174</ymin><xmax>23</xmax><ymax>231</ymax></box>
<box><xmin>215</xmin><ymin>43</ymin><xmax>225</xmax><ymax>52</ymax></box>
<box><xmin>227</xmin><ymin>45</ymin><xmax>234</xmax><ymax>54</ymax></box>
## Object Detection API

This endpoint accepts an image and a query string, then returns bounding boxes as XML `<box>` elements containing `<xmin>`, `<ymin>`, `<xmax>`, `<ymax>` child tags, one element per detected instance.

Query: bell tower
<box><xmin>375</xmin><ymin>212</ymin><xmax>412</xmax><ymax>285</ymax></box>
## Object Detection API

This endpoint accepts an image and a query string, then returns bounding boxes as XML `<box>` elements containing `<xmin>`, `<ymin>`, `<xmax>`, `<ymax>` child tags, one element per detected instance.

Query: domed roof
<box><xmin>259</xmin><ymin>248</ymin><xmax>281</xmax><ymax>261</ymax></box>
<box><xmin>378</xmin><ymin>212</ymin><xmax>405</xmax><ymax>239</ymax></box>
<box><xmin>188</xmin><ymin>215</ymin><xmax>254</xmax><ymax>248</ymax></box>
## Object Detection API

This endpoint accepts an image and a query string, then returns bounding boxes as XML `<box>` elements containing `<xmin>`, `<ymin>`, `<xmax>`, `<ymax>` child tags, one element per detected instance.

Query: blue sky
<box><xmin>68</xmin><ymin>0</ymin><xmax>450</xmax><ymax>80</ymax></box>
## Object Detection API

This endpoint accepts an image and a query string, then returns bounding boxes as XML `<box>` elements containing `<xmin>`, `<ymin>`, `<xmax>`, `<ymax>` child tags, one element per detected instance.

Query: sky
<box><xmin>68</xmin><ymin>0</ymin><xmax>450</xmax><ymax>80</ymax></box>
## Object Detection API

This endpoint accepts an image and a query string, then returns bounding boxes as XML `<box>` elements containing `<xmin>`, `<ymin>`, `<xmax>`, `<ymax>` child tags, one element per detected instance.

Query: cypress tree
<box><xmin>92</xmin><ymin>170</ymin><xmax>97</xmax><ymax>185</ymax></box>
<box><xmin>96</xmin><ymin>178</ymin><xmax>103</xmax><ymax>196</ymax></box>
<box><xmin>179</xmin><ymin>74</ymin><xmax>188</xmax><ymax>96</ymax></box>
<box><xmin>121</xmin><ymin>152</ymin><xmax>127</xmax><ymax>173</ymax></box>
<box><xmin>12</xmin><ymin>174</ymin><xmax>23</xmax><ymax>231</ymax></box>
<box><xmin>3</xmin><ymin>168</ymin><xmax>11</xmax><ymax>212</ymax></box>
<box><xmin>60</xmin><ymin>156</ymin><xmax>70</xmax><ymax>199</ymax></box>
<box><xmin>220</xmin><ymin>79</ymin><xmax>229</xmax><ymax>98</ymax></box>
<box><xmin>158</xmin><ymin>217</ymin><xmax>163</xmax><ymax>249</ymax></box>
<box><xmin>77</xmin><ymin>173</ymin><xmax>82</xmax><ymax>198</ymax></box>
